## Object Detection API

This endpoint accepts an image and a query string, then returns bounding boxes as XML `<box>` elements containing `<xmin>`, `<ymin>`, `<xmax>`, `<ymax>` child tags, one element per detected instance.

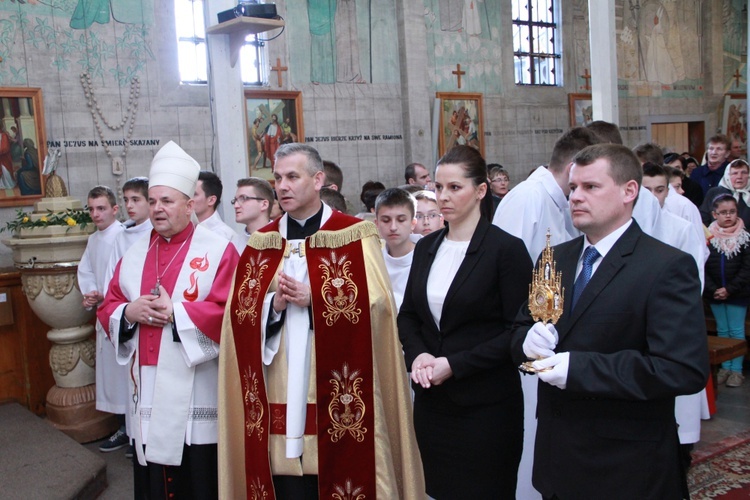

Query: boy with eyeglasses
<box><xmin>413</xmin><ymin>190</ymin><xmax>444</xmax><ymax>237</ymax></box>
<box><xmin>233</xmin><ymin>177</ymin><xmax>274</xmax><ymax>237</ymax></box>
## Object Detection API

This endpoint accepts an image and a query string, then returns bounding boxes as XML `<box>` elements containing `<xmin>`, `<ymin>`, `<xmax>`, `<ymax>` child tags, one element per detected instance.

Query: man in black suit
<box><xmin>512</xmin><ymin>144</ymin><xmax>709</xmax><ymax>500</ymax></box>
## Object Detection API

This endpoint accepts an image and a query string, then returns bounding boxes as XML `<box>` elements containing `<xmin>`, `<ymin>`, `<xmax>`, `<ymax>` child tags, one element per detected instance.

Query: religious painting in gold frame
<box><xmin>568</xmin><ymin>93</ymin><xmax>593</xmax><ymax>127</ymax></box>
<box><xmin>436</xmin><ymin>92</ymin><xmax>484</xmax><ymax>158</ymax></box>
<box><xmin>0</xmin><ymin>87</ymin><xmax>47</xmax><ymax>207</ymax></box>
<box><xmin>244</xmin><ymin>90</ymin><xmax>304</xmax><ymax>178</ymax></box>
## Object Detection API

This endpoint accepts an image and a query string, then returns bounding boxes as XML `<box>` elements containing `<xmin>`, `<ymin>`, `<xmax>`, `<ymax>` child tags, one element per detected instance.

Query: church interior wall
<box><xmin>0</xmin><ymin>0</ymin><xmax>741</xmax><ymax>267</ymax></box>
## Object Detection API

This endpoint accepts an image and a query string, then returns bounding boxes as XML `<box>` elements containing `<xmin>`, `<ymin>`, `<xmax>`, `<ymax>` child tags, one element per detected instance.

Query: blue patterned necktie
<box><xmin>571</xmin><ymin>246</ymin><xmax>600</xmax><ymax>309</ymax></box>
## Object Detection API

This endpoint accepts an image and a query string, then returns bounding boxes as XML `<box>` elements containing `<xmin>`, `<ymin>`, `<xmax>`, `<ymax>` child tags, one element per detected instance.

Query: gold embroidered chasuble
<box><xmin>218</xmin><ymin>211</ymin><xmax>425</xmax><ymax>499</ymax></box>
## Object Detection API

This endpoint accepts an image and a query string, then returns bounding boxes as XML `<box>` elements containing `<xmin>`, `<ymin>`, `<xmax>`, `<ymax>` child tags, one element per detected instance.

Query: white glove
<box><xmin>522</xmin><ymin>322</ymin><xmax>559</xmax><ymax>359</ymax></box>
<box><xmin>534</xmin><ymin>352</ymin><xmax>570</xmax><ymax>389</ymax></box>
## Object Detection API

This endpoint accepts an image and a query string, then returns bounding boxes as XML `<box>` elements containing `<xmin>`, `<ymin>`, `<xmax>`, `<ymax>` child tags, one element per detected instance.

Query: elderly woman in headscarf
<box><xmin>17</xmin><ymin>138</ymin><xmax>41</xmax><ymax>196</ymax></box>
<box><xmin>700</xmin><ymin>158</ymin><xmax>750</xmax><ymax>228</ymax></box>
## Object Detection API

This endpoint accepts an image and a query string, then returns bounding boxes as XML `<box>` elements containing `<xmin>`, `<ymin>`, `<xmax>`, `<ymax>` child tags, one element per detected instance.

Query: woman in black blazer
<box><xmin>398</xmin><ymin>146</ymin><xmax>533</xmax><ymax>498</ymax></box>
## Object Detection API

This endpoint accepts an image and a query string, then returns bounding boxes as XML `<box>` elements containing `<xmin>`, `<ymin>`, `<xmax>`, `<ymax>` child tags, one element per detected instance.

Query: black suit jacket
<box><xmin>512</xmin><ymin>221</ymin><xmax>709</xmax><ymax>500</ymax></box>
<box><xmin>398</xmin><ymin>217</ymin><xmax>532</xmax><ymax>406</ymax></box>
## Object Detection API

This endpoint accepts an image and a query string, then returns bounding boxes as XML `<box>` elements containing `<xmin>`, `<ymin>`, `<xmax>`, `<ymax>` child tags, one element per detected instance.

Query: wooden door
<box><xmin>652</xmin><ymin>123</ymin><xmax>689</xmax><ymax>153</ymax></box>
<box><xmin>651</xmin><ymin>121</ymin><xmax>705</xmax><ymax>161</ymax></box>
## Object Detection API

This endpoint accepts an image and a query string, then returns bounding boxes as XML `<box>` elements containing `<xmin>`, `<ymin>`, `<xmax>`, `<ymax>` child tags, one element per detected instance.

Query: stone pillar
<box><xmin>396</xmin><ymin>0</ymin><xmax>434</xmax><ymax>168</ymax></box>
<box><xmin>204</xmin><ymin>0</ymin><xmax>249</xmax><ymax>232</ymax></box>
<box><xmin>588</xmin><ymin>0</ymin><xmax>619</xmax><ymax>124</ymax></box>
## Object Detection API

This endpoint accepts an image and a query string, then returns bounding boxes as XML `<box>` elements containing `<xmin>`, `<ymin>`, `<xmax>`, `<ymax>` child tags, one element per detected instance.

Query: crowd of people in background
<box><xmin>79</xmin><ymin>122</ymin><xmax>739</xmax><ymax>498</ymax></box>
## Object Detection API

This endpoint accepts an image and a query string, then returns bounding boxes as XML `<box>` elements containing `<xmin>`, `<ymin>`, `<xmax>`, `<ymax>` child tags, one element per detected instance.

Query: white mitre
<box><xmin>149</xmin><ymin>141</ymin><xmax>200</xmax><ymax>196</ymax></box>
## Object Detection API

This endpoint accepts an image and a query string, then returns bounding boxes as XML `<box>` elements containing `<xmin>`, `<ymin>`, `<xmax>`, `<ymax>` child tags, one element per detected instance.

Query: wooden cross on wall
<box><xmin>734</xmin><ymin>67</ymin><xmax>743</xmax><ymax>88</ymax></box>
<box><xmin>270</xmin><ymin>58</ymin><xmax>288</xmax><ymax>88</ymax></box>
<box><xmin>580</xmin><ymin>68</ymin><xmax>591</xmax><ymax>91</ymax></box>
<box><xmin>452</xmin><ymin>64</ymin><xmax>466</xmax><ymax>89</ymax></box>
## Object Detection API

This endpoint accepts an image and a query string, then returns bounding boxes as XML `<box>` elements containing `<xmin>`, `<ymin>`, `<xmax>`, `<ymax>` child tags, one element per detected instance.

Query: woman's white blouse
<box><xmin>426</xmin><ymin>238</ymin><xmax>470</xmax><ymax>327</ymax></box>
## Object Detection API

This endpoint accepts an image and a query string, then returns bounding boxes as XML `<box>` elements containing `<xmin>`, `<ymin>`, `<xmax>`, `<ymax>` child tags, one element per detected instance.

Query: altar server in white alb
<box><xmin>105</xmin><ymin>176</ymin><xmax>153</xmax><ymax>281</ymax></box>
<box><xmin>77</xmin><ymin>185</ymin><xmax>127</xmax><ymax>451</ymax></box>
<box><xmin>194</xmin><ymin>170</ymin><xmax>245</xmax><ymax>253</ymax></box>
<box><xmin>98</xmin><ymin>141</ymin><xmax>239</xmax><ymax>499</ymax></box>
<box><xmin>639</xmin><ymin>163</ymin><xmax>710</xmax><ymax>475</ymax></box>
<box><xmin>374</xmin><ymin>187</ymin><xmax>420</xmax><ymax>309</ymax></box>
<box><xmin>101</xmin><ymin>177</ymin><xmax>154</xmax><ymax>456</ymax></box>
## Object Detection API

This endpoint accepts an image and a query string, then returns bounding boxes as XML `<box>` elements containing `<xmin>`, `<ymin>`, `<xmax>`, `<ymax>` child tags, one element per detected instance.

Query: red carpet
<box><xmin>689</xmin><ymin>437</ymin><xmax>750</xmax><ymax>499</ymax></box>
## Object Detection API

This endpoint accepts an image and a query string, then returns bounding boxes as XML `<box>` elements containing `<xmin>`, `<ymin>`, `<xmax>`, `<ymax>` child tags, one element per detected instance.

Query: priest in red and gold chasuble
<box><xmin>218</xmin><ymin>143</ymin><xmax>424</xmax><ymax>500</ymax></box>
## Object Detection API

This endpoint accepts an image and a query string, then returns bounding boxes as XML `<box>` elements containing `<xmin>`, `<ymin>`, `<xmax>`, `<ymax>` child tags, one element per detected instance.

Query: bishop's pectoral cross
<box><xmin>151</xmin><ymin>281</ymin><xmax>161</xmax><ymax>297</ymax></box>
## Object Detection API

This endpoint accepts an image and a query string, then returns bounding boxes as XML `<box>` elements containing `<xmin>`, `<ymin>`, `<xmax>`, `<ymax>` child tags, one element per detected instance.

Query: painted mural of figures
<box><xmin>308</xmin><ymin>0</ymin><xmax>336</xmax><ymax>84</ymax></box>
<box><xmin>439</xmin><ymin>0</ymin><xmax>483</xmax><ymax>36</ymax></box>
<box><xmin>463</xmin><ymin>0</ymin><xmax>482</xmax><ymax>36</ymax></box>
<box><xmin>70</xmin><ymin>0</ymin><xmax>146</xmax><ymax>29</ymax></box>
<box><xmin>17</xmin><ymin>139</ymin><xmax>41</xmax><ymax>196</ymax></box>
<box><xmin>335</xmin><ymin>0</ymin><xmax>365</xmax><ymax>83</ymax></box>
<box><xmin>439</xmin><ymin>0</ymin><xmax>463</xmax><ymax>31</ymax></box>
<box><xmin>644</xmin><ymin>7</ymin><xmax>678</xmax><ymax>84</ymax></box>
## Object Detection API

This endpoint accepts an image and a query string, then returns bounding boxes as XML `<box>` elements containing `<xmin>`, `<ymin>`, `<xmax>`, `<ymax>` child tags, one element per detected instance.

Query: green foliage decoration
<box><xmin>1</xmin><ymin>207</ymin><xmax>93</xmax><ymax>234</ymax></box>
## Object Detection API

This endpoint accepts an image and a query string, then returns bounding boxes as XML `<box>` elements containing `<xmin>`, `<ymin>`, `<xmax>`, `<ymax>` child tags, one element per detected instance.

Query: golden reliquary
<box><xmin>519</xmin><ymin>230</ymin><xmax>564</xmax><ymax>374</ymax></box>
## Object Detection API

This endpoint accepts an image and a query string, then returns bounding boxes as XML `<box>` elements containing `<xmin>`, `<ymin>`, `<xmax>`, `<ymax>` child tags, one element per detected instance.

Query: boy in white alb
<box><xmin>195</xmin><ymin>170</ymin><xmax>244</xmax><ymax>253</ymax></box>
<box><xmin>77</xmin><ymin>186</ymin><xmax>127</xmax><ymax>452</ymax></box>
<box><xmin>106</xmin><ymin>177</ymin><xmax>153</xmax><ymax>281</ymax></box>
<box><xmin>641</xmin><ymin>163</ymin><xmax>709</xmax><ymax>473</ymax></box>
<box><xmin>103</xmin><ymin>177</ymin><xmax>152</xmax><ymax>457</ymax></box>
<box><xmin>375</xmin><ymin>188</ymin><xmax>419</xmax><ymax>309</ymax></box>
